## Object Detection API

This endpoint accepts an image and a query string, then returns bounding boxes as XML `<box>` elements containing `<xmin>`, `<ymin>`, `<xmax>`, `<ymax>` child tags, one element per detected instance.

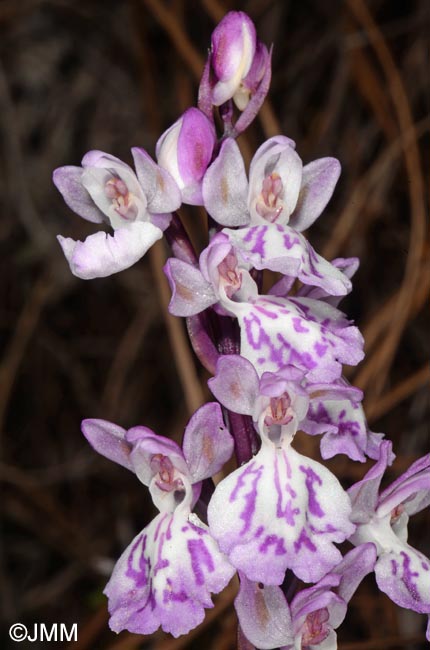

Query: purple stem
<box><xmin>186</xmin><ymin>312</ymin><xmax>219</xmax><ymax>374</ymax></box>
<box><xmin>164</xmin><ymin>212</ymin><xmax>198</xmax><ymax>264</ymax></box>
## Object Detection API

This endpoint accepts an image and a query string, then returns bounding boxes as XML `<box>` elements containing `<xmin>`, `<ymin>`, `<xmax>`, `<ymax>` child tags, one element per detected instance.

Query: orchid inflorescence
<box><xmin>53</xmin><ymin>11</ymin><xmax>430</xmax><ymax>647</ymax></box>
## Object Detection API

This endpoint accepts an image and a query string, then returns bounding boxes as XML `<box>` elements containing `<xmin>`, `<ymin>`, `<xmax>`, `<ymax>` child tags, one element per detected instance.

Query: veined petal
<box><xmin>182</xmin><ymin>402</ymin><xmax>234</xmax><ymax>482</ymax></box>
<box><xmin>235</xmin><ymin>575</ymin><xmax>294</xmax><ymax>650</ymax></box>
<box><xmin>53</xmin><ymin>166</ymin><xmax>105</xmax><ymax>223</ymax></box>
<box><xmin>208</xmin><ymin>355</ymin><xmax>260</xmax><ymax>415</ymax></box>
<box><xmin>223</xmin><ymin>225</ymin><xmax>351</xmax><ymax>296</ymax></box>
<box><xmin>290</xmin><ymin>158</ymin><xmax>341</xmax><ymax>232</ymax></box>
<box><xmin>229</xmin><ymin>296</ymin><xmax>363</xmax><ymax>383</ymax></box>
<box><xmin>164</xmin><ymin>258</ymin><xmax>217</xmax><ymax>316</ymax></box>
<box><xmin>131</xmin><ymin>147</ymin><xmax>181</xmax><ymax>214</ymax></box>
<box><xmin>375</xmin><ymin>547</ymin><xmax>430</xmax><ymax>614</ymax></box>
<box><xmin>57</xmin><ymin>222</ymin><xmax>162</xmax><ymax>279</ymax></box>
<box><xmin>207</xmin><ymin>442</ymin><xmax>354</xmax><ymax>585</ymax></box>
<box><xmin>105</xmin><ymin>510</ymin><xmax>235</xmax><ymax>637</ymax></box>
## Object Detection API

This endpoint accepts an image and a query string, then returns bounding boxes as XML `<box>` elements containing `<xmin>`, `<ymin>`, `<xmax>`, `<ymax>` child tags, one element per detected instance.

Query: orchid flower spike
<box><xmin>54</xmin><ymin>149</ymin><xmax>181</xmax><ymax>279</ymax></box>
<box><xmin>81</xmin><ymin>404</ymin><xmax>235</xmax><ymax>637</ymax></box>
<box><xmin>156</xmin><ymin>108</ymin><xmax>216</xmax><ymax>205</ymax></box>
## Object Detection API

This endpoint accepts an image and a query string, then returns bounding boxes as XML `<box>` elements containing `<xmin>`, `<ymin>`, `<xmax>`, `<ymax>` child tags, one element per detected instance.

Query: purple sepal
<box><xmin>105</xmin><ymin>510</ymin><xmax>235</xmax><ymax>637</ymax></box>
<box><xmin>182</xmin><ymin>403</ymin><xmax>234</xmax><ymax>482</ymax></box>
<box><xmin>233</xmin><ymin>45</ymin><xmax>272</xmax><ymax>136</ymax></box>
<box><xmin>235</xmin><ymin>574</ymin><xmax>293</xmax><ymax>650</ymax></box>
<box><xmin>57</xmin><ymin>221</ymin><xmax>162</xmax><ymax>280</ymax></box>
<box><xmin>53</xmin><ymin>166</ymin><xmax>104</xmax><ymax>224</ymax></box>
<box><xmin>208</xmin><ymin>355</ymin><xmax>259</xmax><ymax>416</ymax></box>
<box><xmin>131</xmin><ymin>147</ymin><xmax>181</xmax><ymax>214</ymax></box>
<box><xmin>229</xmin><ymin>296</ymin><xmax>364</xmax><ymax>383</ymax></box>
<box><xmin>207</xmin><ymin>441</ymin><xmax>355</xmax><ymax>585</ymax></box>
<box><xmin>197</xmin><ymin>56</ymin><xmax>214</xmax><ymax>119</ymax></box>
<box><xmin>164</xmin><ymin>258</ymin><xmax>217</xmax><ymax>317</ymax></box>
<box><xmin>81</xmin><ymin>419</ymin><xmax>133</xmax><ymax>471</ymax></box>
<box><xmin>156</xmin><ymin>108</ymin><xmax>216</xmax><ymax>205</ymax></box>
<box><xmin>330</xmin><ymin>543</ymin><xmax>377</xmax><ymax>604</ymax></box>
<box><xmin>202</xmin><ymin>138</ymin><xmax>249</xmax><ymax>227</ymax></box>
<box><xmin>223</xmin><ymin>225</ymin><xmax>352</xmax><ymax>297</ymax></box>
<box><xmin>289</xmin><ymin>157</ymin><xmax>341</xmax><ymax>232</ymax></box>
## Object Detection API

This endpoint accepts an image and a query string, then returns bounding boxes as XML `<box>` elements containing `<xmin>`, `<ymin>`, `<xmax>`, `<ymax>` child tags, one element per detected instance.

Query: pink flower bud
<box><xmin>156</xmin><ymin>108</ymin><xmax>216</xmax><ymax>205</ymax></box>
<box><xmin>210</xmin><ymin>11</ymin><xmax>257</xmax><ymax>107</ymax></box>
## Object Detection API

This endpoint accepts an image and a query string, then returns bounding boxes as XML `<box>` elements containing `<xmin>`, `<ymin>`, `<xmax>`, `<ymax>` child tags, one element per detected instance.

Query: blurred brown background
<box><xmin>0</xmin><ymin>0</ymin><xmax>429</xmax><ymax>648</ymax></box>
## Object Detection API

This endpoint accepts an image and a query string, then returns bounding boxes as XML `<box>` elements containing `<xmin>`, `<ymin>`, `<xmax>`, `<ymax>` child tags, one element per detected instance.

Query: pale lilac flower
<box><xmin>81</xmin><ymin>404</ymin><xmax>235</xmax><ymax>637</ymax></box>
<box><xmin>207</xmin><ymin>397</ymin><xmax>355</xmax><ymax>585</ymax></box>
<box><xmin>203</xmin><ymin>136</ymin><xmax>340</xmax><ymax>230</ymax></box>
<box><xmin>163</xmin><ymin>233</ymin><xmax>257</xmax><ymax>318</ymax></box>
<box><xmin>54</xmin><ymin>149</ymin><xmax>181</xmax><ymax>279</ymax></box>
<box><xmin>164</xmin><ymin>229</ymin><xmax>355</xmax><ymax>314</ymax></box>
<box><xmin>156</xmin><ymin>108</ymin><xmax>216</xmax><ymax>205</ymax></box>
<box><xmin>349</xmin><ymin>441</ymin><xmax>430</xmax><ymax>639</ymax></box>
<box><xmin>164</xmin><ymin>236</ymin><xmax>364</xmax><ymax>382</ymax></box>
<box><xmin>209</xmin><ymin>355</ymin><xmax>383</xmax><ymax>462</ymax></box>
<box><xmin>235</xmin><ymin>544</ymin><xmax>376</xmax><ymax>649</ymax></box>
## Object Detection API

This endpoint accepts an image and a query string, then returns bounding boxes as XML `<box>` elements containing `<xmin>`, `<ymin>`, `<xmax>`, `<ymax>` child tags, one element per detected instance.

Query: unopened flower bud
<box><xmin>156</xmin><ymin>108</ymin><xmax>216</xmax><ymax>205</ymax></box>
<box><xmin>210</xmin><ymin>11</ymin><xmax>257</xmax><ymax>107</ymax></box>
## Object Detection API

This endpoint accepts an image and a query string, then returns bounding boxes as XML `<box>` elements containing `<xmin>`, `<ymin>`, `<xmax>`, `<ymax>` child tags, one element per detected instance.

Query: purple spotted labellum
<box><xmin>202</xmin><ymin>136</ymin><xmax>341</xmax><ymax>231</ymax></box>
<box><xmin>156</xmin><ymin>108</ymin><xmax>216</xmax><ymax>206</ymax></box>
<box><xmin>207</xmin><ymin>396</ymin><xmax>355</xmax><ymax>585</ymax></box>
<box><xmin>228</xmin><ymin>295</ymin><xmax>364</xmax><ymax>384</ymax></box>
<box><xmin>54</xmin><ymin>149</ymin><xmax>181</xmax><ymax>279</ymax></box>
<box><xmin>348</xmin><ymin>441</ymin><xmax>430</xmax><ymax>639</ymax></box>
<box><xmin>81</xmin><ymin>404</ymin><xmax>235</xmax><ymax>637</ymax></box>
